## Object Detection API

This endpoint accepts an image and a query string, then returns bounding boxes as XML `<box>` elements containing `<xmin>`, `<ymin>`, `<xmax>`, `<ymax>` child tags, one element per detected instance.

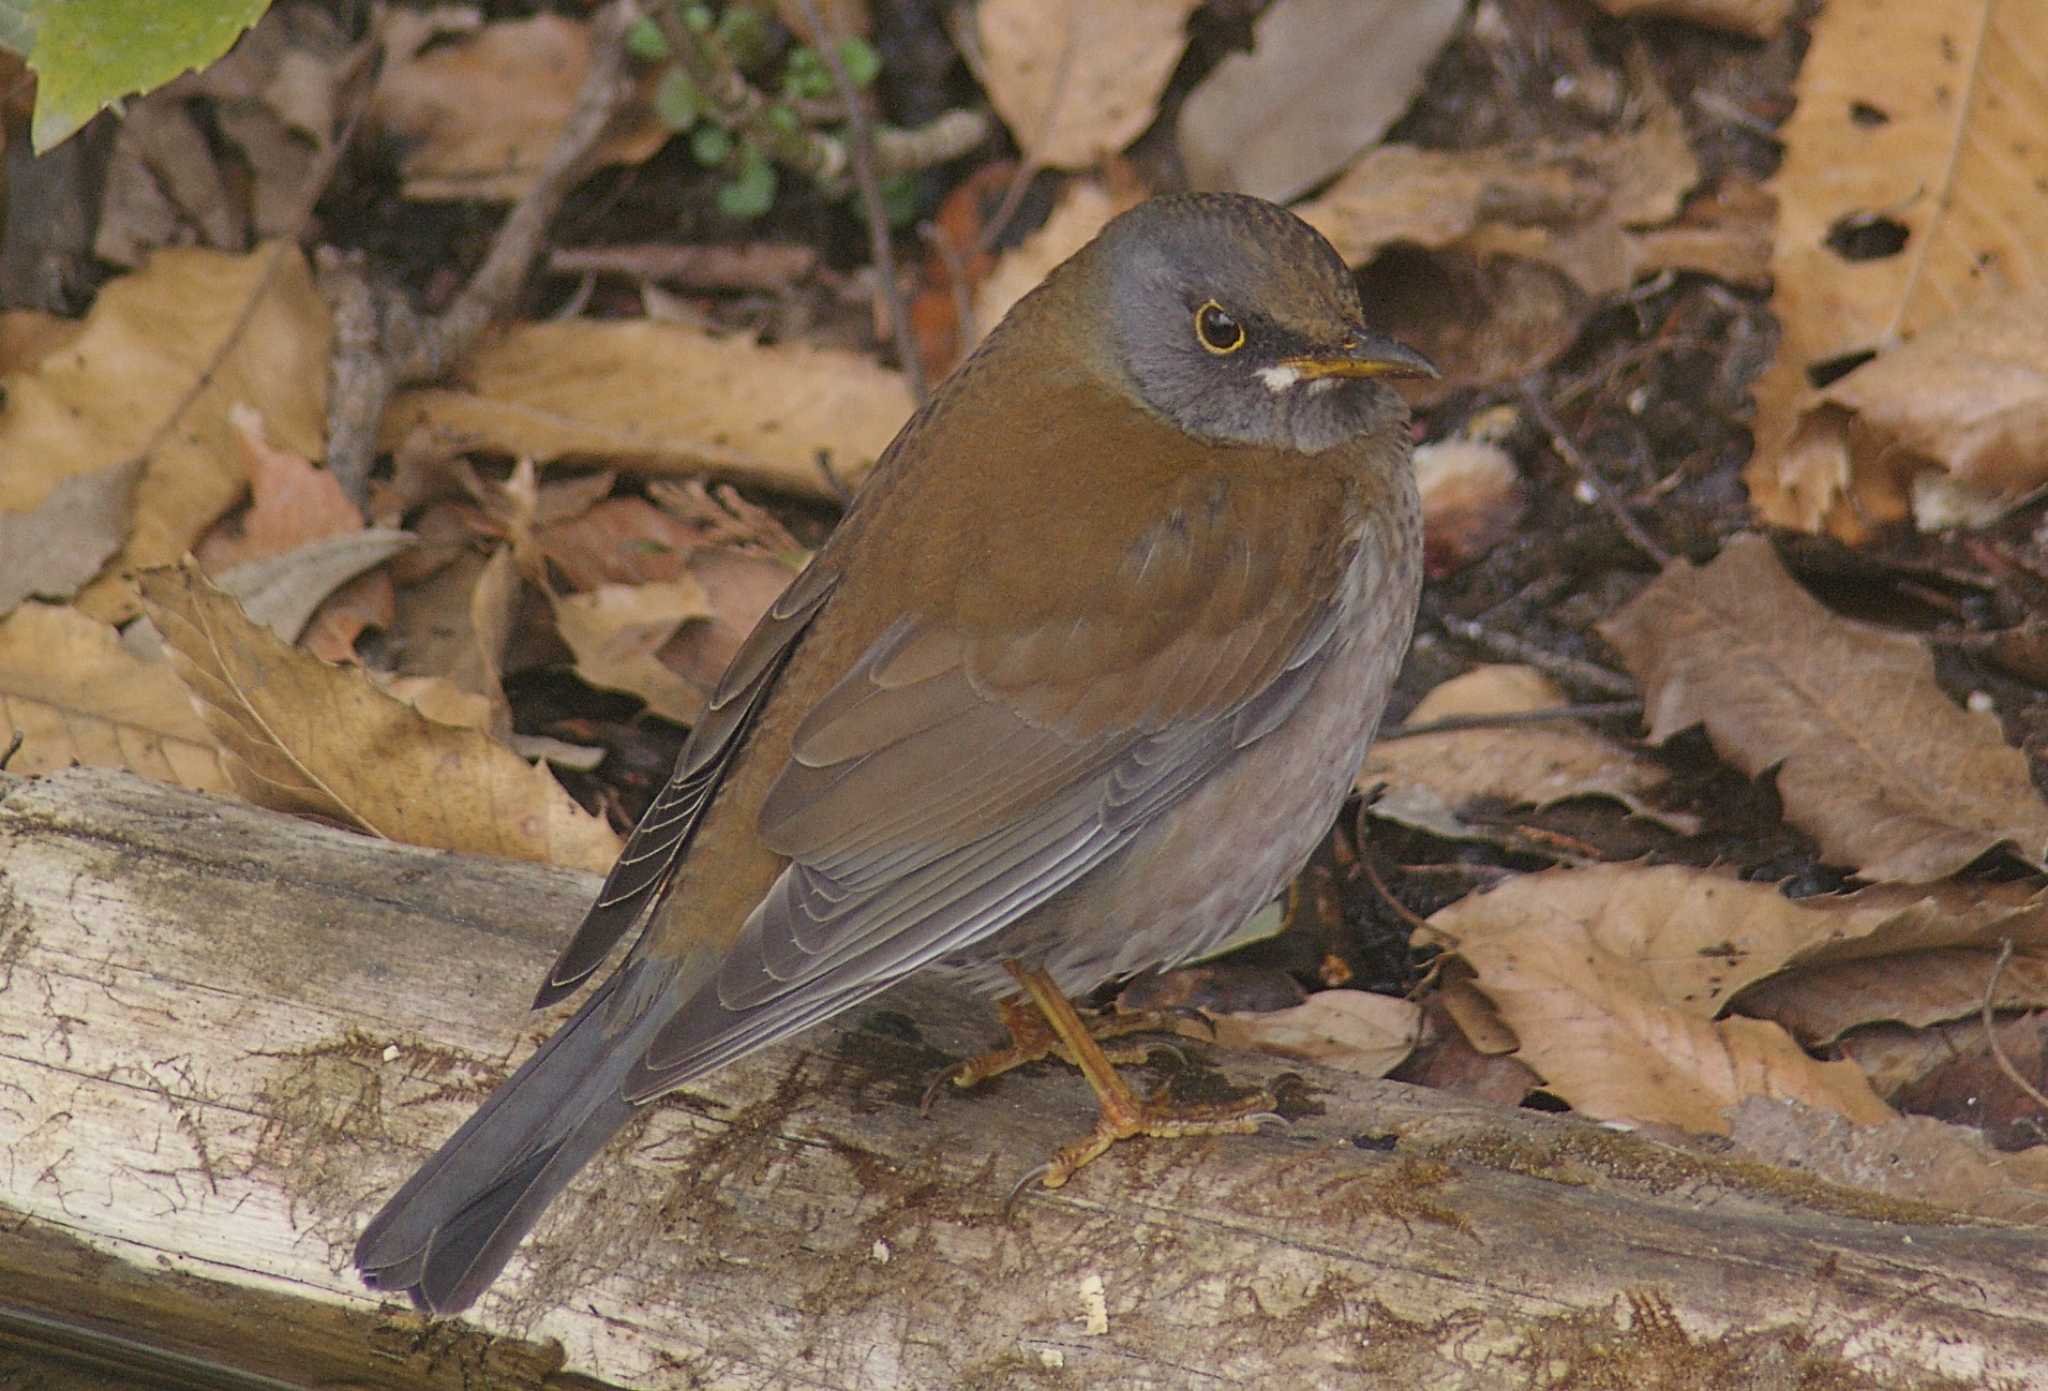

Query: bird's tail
<box><xmin>354</xmin><ymin>966</ymin><xmax>666</xmax><ymax>1314</ymax></box>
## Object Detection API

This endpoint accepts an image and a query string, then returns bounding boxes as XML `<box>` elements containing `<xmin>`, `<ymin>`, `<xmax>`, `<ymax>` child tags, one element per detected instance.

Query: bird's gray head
<box><xmin>1088</xmin><ymin>193</ymin><xmax>1436</xmax><ymax>454</ymax></box>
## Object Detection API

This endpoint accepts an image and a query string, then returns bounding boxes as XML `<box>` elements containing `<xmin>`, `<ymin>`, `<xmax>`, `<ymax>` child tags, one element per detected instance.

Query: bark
<box><xmin>1</xmin><ymin>767</ymin><xmax>2042</xmax><ymax>1389</ymax></box>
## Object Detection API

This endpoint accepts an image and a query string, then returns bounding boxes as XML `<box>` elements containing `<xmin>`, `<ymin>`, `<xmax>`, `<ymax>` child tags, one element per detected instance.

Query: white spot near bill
<box><xmin>1256</xmin><ymin>363</ymin><xmax>1302</xmax><ymax>393</ymax></box>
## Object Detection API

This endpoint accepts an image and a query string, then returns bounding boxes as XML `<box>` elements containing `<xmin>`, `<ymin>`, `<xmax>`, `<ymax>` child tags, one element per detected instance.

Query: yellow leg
<box><xmin>1000</xmin><ymin>963</ymin><xmax>1278</xmax><ymax>1190</ymax></box>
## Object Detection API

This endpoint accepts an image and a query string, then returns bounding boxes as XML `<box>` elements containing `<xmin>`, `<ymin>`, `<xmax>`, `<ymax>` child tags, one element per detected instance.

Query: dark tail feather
<box><xmin>355</xmin><ymin>969</ymin><xmax>660</xmax><ymax>1314</ymax></box>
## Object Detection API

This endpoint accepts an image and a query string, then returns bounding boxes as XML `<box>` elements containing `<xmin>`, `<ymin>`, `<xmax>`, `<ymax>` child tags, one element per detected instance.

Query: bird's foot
<box><xmin>1019</xmin><ymin>1080</ymin><xmax>1282</xmax><ymax>1197</ymax></box>
<box><xmin>921</xmin><ymin>991</ymin><xmax>1202</xmax><ymax>1114</ymax></box>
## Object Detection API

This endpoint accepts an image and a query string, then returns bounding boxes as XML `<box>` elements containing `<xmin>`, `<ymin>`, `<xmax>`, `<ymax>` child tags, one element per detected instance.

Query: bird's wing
<box><xmin>624</xmin><ymin>481</ymin><xmax>1365</xmax><ymax>1097</ymax></box>
<box><xmin>532</xmin><ymin>560</ymin><xmax>840</xmax><ymax>1007</ymax></box>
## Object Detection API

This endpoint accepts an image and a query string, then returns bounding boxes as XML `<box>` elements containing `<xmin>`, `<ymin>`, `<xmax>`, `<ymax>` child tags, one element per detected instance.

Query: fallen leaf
<box><xmin>975</xmin><ymin>0</ymin><xmax>1199</xmax><ymax>169</ymax></box>
<box><xmin>654</xmin><ymin>548</ymin><xmax>801</xmax><ymax>698</ymax></box>
<box><xmin>1295</xmin><ymin>74</ymin><xmax>1706</xmax><ymax>299</ymax></box>
<box><xmin>0</xmin><ymin>459</ymin><xmax>138</xmax><ymax>614</ymax></box>
<box><xmin>551</xmin><ymin>577</ymin><xmax>715</xmax><ymax>725</ymax></box>
<box><xmin>538</xmin><ymin>496</ymin><xmax>702</xmax><ymax>590</ymax></box>
<box><xmin>370</xmin><ymin>10</ymin><xmax>665</xmax><ymax>201</ymax></box>
<box><xmin>383</xmin><ymin>319</ymin><xmax>913</xmax><ymax>499</ymax></box>
<box><xmin>95</xmin><ymin>5</ymin><xmax>366</xmax><ymax>264</ymax></box>
<box><xmin>0</xmin><ymin>241</ymin><xmax>331</xmax><ymax>622</ymax></box>
<box><xmin>137</xmin><ymin>563</ymin><xmax>618</xmax><ymax>871</ymax></box>
<box><xmin>1413</xmin><ymin>434</ymin><xmax>1523</xmax><ymax>578</ymax></box>
<box><xmin>0</xmin><ymin>601</ymin><xmax>228</xmax><ymax>792</ymax></box>
<box><xmin>1177</xmin><ymin>0</ymin><xmax>1462</xmax><ymax>203</ymax></box>
<box><xmin>1748</xmin><ymin>0</ymin><xmax>2048</xmax><ymax>535</ymax></box>
<box><xmin>1734</xmin><ymin>881</ymin><xmax>2048</xmax><ymax>1045</ymax></box>
<box><xmin>1888</xmin><ymin>1011</ymin><xmax>2048</xmax><ymax>1149</ymax></box>
<box><xmin>0</xmin><ymin>308</ymin><xmax>84</xmax><ymax>372</ymax></box>
<box><xmin>1426</xmin><ymin>863</ymin><xmax>1897</xmax><ymax>1133</ymax></box>
<box><xmin>1209</xmin><ymin>990</ymin><xmax>1422</xmax><ymax>1079</ymax></box>
<box><xmin>1362</xmin><ymin>664</ymin><xmax>1691</xmax><ymax>832</ymax></box>
<box><xmin>194</xmin><ymin>405</ymin><xmax>364</xmax><ymax>571</ymax></box>
<box><xmin>1599</xmin><ymin>534</ymin><xmax>2048</xmax><ymax>881</ymax></box>
<box><xmin>1769</xmin><ymin>289</ymin><xmax>2048</xmax><ymax>537</ymax></box>
<box><xmin>1727</xmin><ymin>1097</ymin><xmax>2048</xmax><ymax>1222</ymax></box>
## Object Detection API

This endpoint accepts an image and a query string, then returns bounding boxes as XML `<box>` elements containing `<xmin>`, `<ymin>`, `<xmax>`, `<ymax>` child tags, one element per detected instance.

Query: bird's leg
<box><xmin>1004</xmin><ymin>962</ymin><xmax>1278</xmax><ymax>1190</ymax></box>
<box><xmin>922</xmin><ymin>977</ymin><xmax>1200</xmax><ymax>1114</ymax></box>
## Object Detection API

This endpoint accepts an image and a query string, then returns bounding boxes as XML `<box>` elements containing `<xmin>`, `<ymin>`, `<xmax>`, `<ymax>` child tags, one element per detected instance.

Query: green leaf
<box><xmin>654</xmin><ymin>66</ymin><xmax>701</xmax><ymax>130</ymax></box>
<box><xmin>764</xmin><ymin>101</ymin><xmax>800</xmax><ymax>136</ymax></box>
<box><xmin>25</xmin><ymin>0</ymin><xmax>273</xmax><ymax>152</ymax></box>
<box><xmin>835</xmin><ymin>35</ymin><xmax>880</xmax><ymax>89</ymax></box>
<box><xmin>625</xmin><ymin>16</ymin><xmax>669</xmax><ymax>61</ymax></box>
<box><xmin>682</xmin><ymin>3</ymin><xmax>713</xmax><ymax>34</ymax></box>
<box><xmin>876</xmin><ymin>171</ymin><xmax>920</xmax><ymax>228</ymax></box>
<box><xmin>717</xmin><ymin>141</ymin><xmax>776</xmax><ymax>219</ymax></box>
<box><xmin>690</xmin><ymin>122</ymin><xmax>732</xmax><ymax>166</ymax></box>
<box><xmin>782</xmin><ymin>45</ymin><xmax>831</xmax><ymax>101</ymax></box>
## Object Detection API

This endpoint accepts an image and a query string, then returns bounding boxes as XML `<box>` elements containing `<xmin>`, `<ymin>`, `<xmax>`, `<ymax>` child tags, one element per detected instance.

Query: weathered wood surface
<box><xmin>2</xmin><ymin>766</ymin><xmax>2045</xmax><ymax>1389</ymax></box>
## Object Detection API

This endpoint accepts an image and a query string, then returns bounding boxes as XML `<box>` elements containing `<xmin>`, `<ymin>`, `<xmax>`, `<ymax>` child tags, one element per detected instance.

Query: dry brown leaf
<box><xmin>1426</xmin><ymin>863</ymin><xmax>1896</xmax><ymax>1133</ymax></box>
<box><xmin>1295</xmin><ymin>78</ymin><xmax>1709</xmax><ymax>299</ymax></box>
<box><xmin>194</xmin><ymin>406</ymin><xmax>364</xmax><ymax>570</ymax></box>
<box><xmin>975</xmin><ymin>0</ymin><xmax>1199</xmax><ymax>169</ymax></box>
<box><xmin>0</xmin><ymin>601</ymin><xmax>229</xmax><ymax>792</ymax></box>
<box><xmin>1749</xmin><ymin>0</ymin><xmax>2048</xmax><ymax>535</ymax></box>
<box><xmin>1751</xmin><ymin>947</ymin><xmax>2048</xmax><ymax>1050</ymax></box>
<box><xmin>1176</xmin><ymin>0</ymin><xmax>1462</xmax><ymax>203</ymax></box>
<box><xmin>1209</xmin><ymin>990</ymin><xmax>1422</xmax><ymax>1079</ymax></box>
<box><xmin>0</xmin><ymin>459</ymin><xmax>139</xmax><ymax>614</ymax></box>
<box><xmin>551</xmin><ymin>577</ymin><xmax>715</xmax><ymax>725</ymax></box>
<box><xmin>387</xmin><ymin>547</ymin><xmax>521</xmax><ymax>732</ymax></box>
<box><xmin>1768</xmin><ymin>290</ymin><xmax>2048</xmax><ymax>537</ymax></box>
<box><xmin>0</xmin><ymin>309</ymin><xmax>84</xmax><ymax>373</ymax></box>
<box><xmin>181</xmin><ymin>407</ymin><xmax>398</xmax><ymax>662</ymax></box>
<box><xmin>1599</xmin><ymin>534</ymin><xmax>2048</xmax><ymax>881</ymax></box>
<box><xmin>655</xmin><ymin>548</ymin><xmax>801</xmax><ymax>697</ymax></box>
<box><xmin>0</xmin><ymin>242</ymin><xmax>331</xmax><ymax>622</ymax></box>
<box><xmin>538</xmin><ymin>496</ymin><xmax>702</xmax><ymax>590</ymax></box>
<box><xmin>370</xmin><ymin>10</ymin><xmax>666</xmax><ymax>201</ymax></box>
<box><xmin>373</xmin><ymin>673</ymin><xmax>499</xmax><ymax>733</ymax></box>
<box><xmin>137</xmin><ymin>563</ymin><xmax>618</xmax><ymax>871</ymax></box>
<box><xmin>383</xmin><ymin>320</ymin><xmax>912</xmax><ymax>499</ymax></box>
<box><xmin>1413</xmin><ymin>435</ymin><xmax>1523</xmax><ymax>577</ymax></box>
<box><xmin>96</xmin><ymin>5</ymin><xmax>365</xmax><ymax>264</ymax></box>
<box><xmin>1589</xmin><ymin>0</ymin><xmax>1794</xmax><ymax>40</ymax></box>
<box><xmin>1427</xmin><ymin>864</ymin><xmax>1904</xmax><ymax>1025</ymax></box>
<box><xmin>1734</xmin><ymin>881</ymin><xmax>2048</xmax><ymax>1045</ymax></box>
<box><xmin>1727</xmin><ymin>1097</ymin><xmax>2048</xmax><ymax>1223</ymax></box>
<box><xmin>1361</xmin><ymin>664</ymin><xmax>1690</xmax><ymax>832</ymax></box>
<box><xmin>1889</xmin><ymin>1011</ymin><xmax>2048</xmax><ymax>1146</ymax></box>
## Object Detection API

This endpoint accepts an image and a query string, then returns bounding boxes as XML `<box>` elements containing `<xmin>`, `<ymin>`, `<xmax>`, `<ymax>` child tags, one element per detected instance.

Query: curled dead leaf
<box><xmin>1599</xmin><ymin>535</ymin><xmax>2048</xmax><ymax>881</ymax></box>
<box><xmin>137</xmin><ymin>563</ymin><xmax>619</xmax><ymax>872</ymax></box>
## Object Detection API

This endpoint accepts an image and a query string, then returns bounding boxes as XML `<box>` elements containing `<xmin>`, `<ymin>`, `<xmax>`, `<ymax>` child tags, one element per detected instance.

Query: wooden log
<box><xmin>1</xmin><ymin>766</ymin><xmax>2044</xmax><ymax>1387</ymax></box>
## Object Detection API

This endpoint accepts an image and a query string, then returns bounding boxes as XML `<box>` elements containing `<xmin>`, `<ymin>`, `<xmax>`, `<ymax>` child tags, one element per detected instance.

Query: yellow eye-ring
<box><xmin>1194</xmin><ymin>300</ymin><xmax>1245</xmax><ymax>355</ymax></box>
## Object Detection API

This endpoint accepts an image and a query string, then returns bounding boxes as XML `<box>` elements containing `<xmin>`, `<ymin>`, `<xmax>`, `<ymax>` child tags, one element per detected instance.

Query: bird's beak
<box><xmin>1282</xmin><ymin>331</ymin><xmax>1439</xmax><ymax>381</ymax></box>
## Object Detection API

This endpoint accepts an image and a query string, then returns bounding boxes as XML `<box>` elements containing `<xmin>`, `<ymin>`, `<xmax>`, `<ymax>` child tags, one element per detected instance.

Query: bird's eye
<box><xmin>1193</xmin><ymin>300</ymin><xmax>1245</xmax><ymax>355</ymax></box>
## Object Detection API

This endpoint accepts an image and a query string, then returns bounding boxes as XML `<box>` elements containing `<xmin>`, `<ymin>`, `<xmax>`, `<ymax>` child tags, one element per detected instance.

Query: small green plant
<box><xmin>628</xmin><ymin>2</ymin><xmax>914</xmax><ymax>225</ymax></box>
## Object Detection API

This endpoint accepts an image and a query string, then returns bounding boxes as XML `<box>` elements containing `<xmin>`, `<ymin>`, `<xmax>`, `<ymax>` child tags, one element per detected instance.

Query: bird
<box><xmin>354</xmin><ymin>191</ymin><xmax>1435</xmax><ymax>1315</ymax></box>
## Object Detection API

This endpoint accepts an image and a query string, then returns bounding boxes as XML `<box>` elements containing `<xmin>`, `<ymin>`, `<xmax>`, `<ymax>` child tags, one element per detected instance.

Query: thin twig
<box><xmin>1981</xmin><ymin>939</ymin><xmax>2048</xmax><ymax>1116</ymax></box>
<box><xmin>320</xmin><ymin>0</ymin><xmax>645</xmax><ymax>508</ymax></box>
<box><xmin>792</xmin><ymin>0</ymin><xmax>926</xmax><ymax>401</ymax></box>
<box><xmin>1520</xmin><ymin>380</ymin><xmax>1674</xmax><ymax>570</ymax></box>
<box><xmin>1358</xmin><ymin>850</ymin><xmax>1434</xmax><ymax>937</ymax></box>
<box><xmin>1382</xmin><ymin>702</ymin><xmax>1644</xmax><ymax>740</ymax></box>
<box><xmin>1437</xmin><ymin>616</ymin><xmax>1638</xmax><ymax>699</ymax></box>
